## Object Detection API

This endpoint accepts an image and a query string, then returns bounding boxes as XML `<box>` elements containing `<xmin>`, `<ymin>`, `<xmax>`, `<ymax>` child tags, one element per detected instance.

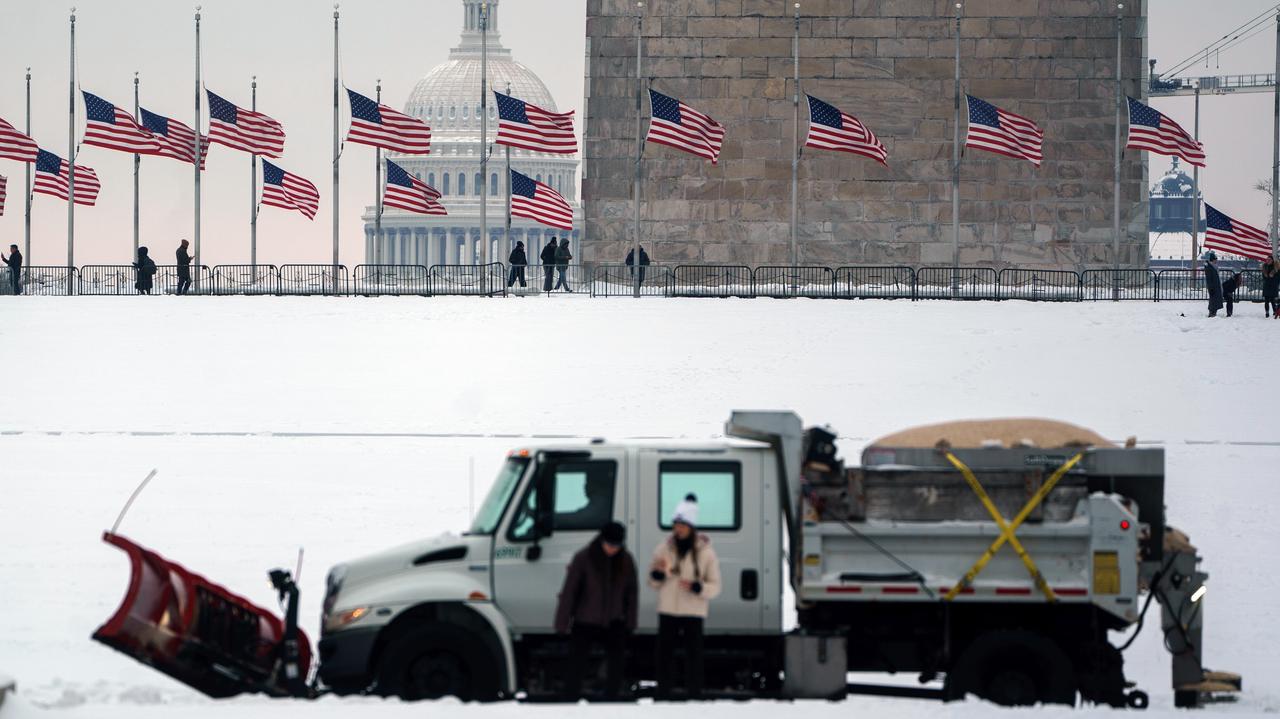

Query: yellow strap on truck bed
<box><xmin>942</xmin><ymin>451</ymin><xmax>1084</xmax><ymax>602</ymax></box>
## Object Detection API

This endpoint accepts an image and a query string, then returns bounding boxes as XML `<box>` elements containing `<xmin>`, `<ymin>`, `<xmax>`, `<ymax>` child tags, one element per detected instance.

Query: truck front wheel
<box><xmin>376</xmin><ymin>624</ymin><xmax>499</xmax><ymax>701</ymax></box>
<box><xmin>945</xmin><ymin>630</ymin><xmax>1076</xmax><ymax>707</ymax></box>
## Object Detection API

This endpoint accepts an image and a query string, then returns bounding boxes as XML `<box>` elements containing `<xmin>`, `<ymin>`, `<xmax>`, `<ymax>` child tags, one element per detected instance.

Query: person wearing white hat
<box><xmin>648</xmin><ymin>493</ymin><xmax>721</xmax><ymax>700</ymax></box>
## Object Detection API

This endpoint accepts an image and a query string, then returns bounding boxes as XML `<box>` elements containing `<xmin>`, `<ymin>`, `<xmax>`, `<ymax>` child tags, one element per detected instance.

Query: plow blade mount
<box><xmin>92</xmin><ymin>532</ymin><xmax>312</xmax><ymax>698</ymax></box>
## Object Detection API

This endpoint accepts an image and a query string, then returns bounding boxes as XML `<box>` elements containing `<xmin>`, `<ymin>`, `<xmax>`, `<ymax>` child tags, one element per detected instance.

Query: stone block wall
<box><xmin>583</xmin><ymin>0</ymin><xmax>1149</xmax><ymax>269</ymax></box>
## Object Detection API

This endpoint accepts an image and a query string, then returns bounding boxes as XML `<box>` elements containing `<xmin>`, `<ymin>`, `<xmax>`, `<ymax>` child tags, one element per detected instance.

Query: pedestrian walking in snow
<box><xmin>1204</xmin><ymin>252</ymin><xmax>1223</xmax><ymax>318</ymax></box>
<box><xmin>2</xmin><ymin>244</ymin><xmax>22</xmax><ymax>295</ymax></box>
<box><xmin>554</xmin><ymin>521</ymin><xmax>638</xmax><ymax>700</ymax></box>
<box><xmin>133</xmin><ymin>246</ymin><xmax>157</xmax><ymax>295</ymax></box>
<box><xmin>1222</xmin><ymin>270</ymin><xmax>1244</xmax><ymax>318</ymax></box>
<box><xmin>540</xmin><ymin>237</ymin><xmax>558</xmax><ymax>292</ymax></box>
<box><xmin>175</xmin><ymin>239</ymin><xmax>193</xmax><ymax>295</ymax></box>
<box><xmin>507</xmin><ymin>240</ymin><xmax>527</xmax><ymax>288</ymax></box>
<box><xmin>554</xmin><ymin>238</ymin><xmax>573</xmax><ymax>292</ymax></box>
<box><xmin>649</xmin><ymin>494</ymin><xmax>720</xmax><ymax>700</ymax></box>
<box><xmin>1262</xmin><ymin>256</ymin><xmax>1279</xmax><ymax>319</ymax></box>
<box><xmin>625</xmin><ymin>246</ymin><xmax>651</xmax><ymax>286</ymax></box>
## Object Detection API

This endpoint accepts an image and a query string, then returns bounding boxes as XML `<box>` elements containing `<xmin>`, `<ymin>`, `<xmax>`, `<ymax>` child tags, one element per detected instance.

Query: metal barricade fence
<box><xmin>510</xmin><ymin>264</ymin><xmax>588</xmax><ymax>295</ymax></box>
<box><xmin>352</xmin><ymin>265</ymin><xmax>431</xmax><ymax>295</ymax></box>
<box><xmin>671</xmin><ymin>265</ymin><xmax>754</xmax><ymax>298</ymax></box>
<box><xmin>1157</xmin><ymin>269</ymin><xmax>1265</xmax><ymax>302</ymax></box>
<box><xmin>429</xmin><ymin>263</ymin><xmax>506</xmax><ymax>296</ymax></box>
<box><xmin>279</xmin><ymin>264</ymin><xmax>348</xmax><ymax>296</ymax></box>
<box><xmin>212</xmin><ymin>265</ymin><xmax>280</xmax><ymax>296</ymax></box>
<box><xmin>752</xmin><ymin>266</ymin><xmax>835</xmax><ymax>298</ymax></box>
<box><xmin>915</xmin><ymin>267</ymin><xmax>1000</xmax><ymax>300</ymax></box>
<box><xmin>153</xmin><ymin>265</ymin><xmax>213</xmax><ymax>295</ymax></box>
<box><xmin>1</xmin><ymin>266</ymin><xmax>76</xmax><ymax>296</ymax></box>
<box><xmin>1081</xmin><ymin>269</ymin><xmax>1157</xmax><ymax>301</ymax></box>
<box><xmin>78</xmin><ymin>265</ymin><xmax>138</xmax><ymax>295</ymax></box>
<box><xmin>834</xmin><ymin>266</ymin><xmax>916</xmax><ymax>300</ymax></box>
<box><xmin>996</xmin><ymin>269</ymin><xmax>1082</xmax><ymax>302</ymax></box>
<box><xmin>589</xmin><ymin>264</ymin><xmax>672</xmax><ymax>297</ymax></box>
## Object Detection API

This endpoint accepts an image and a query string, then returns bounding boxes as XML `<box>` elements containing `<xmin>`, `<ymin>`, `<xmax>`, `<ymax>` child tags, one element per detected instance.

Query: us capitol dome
<box><xmin>362</xmin><ymin>0</ymin><xmax>582</xmax><ymax>267</ymax></box>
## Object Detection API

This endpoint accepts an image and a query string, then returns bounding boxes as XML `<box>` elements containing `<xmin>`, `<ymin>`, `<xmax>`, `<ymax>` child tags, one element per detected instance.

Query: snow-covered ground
<box><xmin>1</xmin><ymin>295</ymin><xmax>1277</xmax><ymax>717</ymax></box>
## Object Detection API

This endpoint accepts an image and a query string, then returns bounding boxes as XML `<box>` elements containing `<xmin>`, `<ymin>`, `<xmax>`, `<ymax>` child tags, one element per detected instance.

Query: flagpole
<box><xmin>1112</xmin><ymin>2</ymin><xmax>1123</xmax><ymax>298</ymax></box>
<box><xmin>67</xmin><ymin>7</ymin><xmax>76</xmax><ymax>293</ymax></box>
<box><xmin>951</xmin><ymin>2</ymin><xmax>961</xmax><ymax>282</ymax></box>
<box><xmin>480</xmin><ymin>2</ymin><xmax>489</xmax><ymax>267</ymax></box>
<box><xmin>194</xmin><ymin>6</ymin><xmax>202</xmax><ymax>280</ymax></box>
<box><xmin>251</xmin><ymin>75</ymin><xmax>258</xmax><ymax>270</ymax></box>
<box><xmin>24</xmin><ymin>67</ymin><xmax>31</xmax><ymax>268</ymax></box>
<box><xmin>632</xmin><ymin>0</ymin><xmax>644</xmax><ymax>298</ymax></box>
<box><xmin>332</xmin><ymin>4</ymin><xmax>340</xmax><ymax>290</ymax></box>
<box><xmin>504</xmin><ymin>81</ymin><xmax>511</xmax><ymax>265</ymax></box>
<box><xmin>374</xmin><ymin>79</ymin><xmax>383</xmax><ymax>268</ymax></box>
<box><xmin>1271</xmin><ymin>10</ymin><xmax>1279</xmax><ymax>257</ymax></box>
<box><xmin>1191</xmin><ymin>81</ymin><xmax>1200</xmax><ymax>268</ymax></box>
<box><xmin>133</xmin><ymin>71</ymin><xmax>140</xmax><ymax>261</ymax></box>
<box><xmin>790</xmin><ymin>2</ymin><xmax>799</xmax><ymax>270</ymax></box>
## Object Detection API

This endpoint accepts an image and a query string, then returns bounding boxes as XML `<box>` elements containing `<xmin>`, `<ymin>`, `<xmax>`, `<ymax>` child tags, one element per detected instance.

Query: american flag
<box><xmin>347</xmin><ymin>89</ymin><xmax>432</xmax><ymax>154</ymax></box>
<box><xmin>1126</xmin><ymin>97</ymin><xmax>1204</xmax><ymax>168</ymax></box>
<box><xmin>1204</xmin><ymin>203</ymin><xmax>1273</xmax><ymax>262</ymax></box>
<box><xmin>804</xmin><ymin>94</ymin><xmax>887</xmax><ymax>165</ymax></box>
<box><xmin>261</xmin><ymin>160</ymin><xmax>319</xmax><ymax>220</ymax></box>
<box><xmin>494</xmin><ymin>91</ymin><xmax>576</xmax><ymax>154</ymax></box>
<box><xmin>965</xmin><ymin>95</ymin><xmax>1043</xmax><ymax>167</ymax></box>
<box><xmin>383</xmin><ymin>159</ymin><xmax>445</xmax><ymax>215</ymax></box>
<box><xmin>81</xmin><ymin>91</ymin><xmax>161</xmax><ymax>155</ymax></box>
<box><xmin>33</xmin><ymin>149</ymin><xmax>100</xmax><ymax>206</ymax></box>
<box><xmin>646</xmin><ymin>89</ymin><xmax>726</xmax><ymax>164</ymax></box>
<box><xmin>140</xmin><ymin>108</ymin><xmax>209</xmax><ymax>168</ymax></box>
<box><xmin>0</xmin><ymin>116</ymin><xmax>38</xmax><ymax>163</ymax></box>
<box><xmin>0</xmin><ymin>175</ymin><xmax>6</xmax><ymax>216</ymax></box>
<box><xmin>207</xmin><ymin>89</ymin><xmax>285</xmax><ymax>158</ymax></box>
<box><xmin>510</xmin><ymin>169</ymin><xmax>572</xmax><ymax>231</ymax></box>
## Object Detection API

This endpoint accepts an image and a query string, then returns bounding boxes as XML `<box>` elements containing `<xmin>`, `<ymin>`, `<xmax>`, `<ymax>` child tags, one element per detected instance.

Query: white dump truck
<box><xmin>94</xmin><ymin>411</ymin><xmax>1241</xmax><ymax>708</ymax></box>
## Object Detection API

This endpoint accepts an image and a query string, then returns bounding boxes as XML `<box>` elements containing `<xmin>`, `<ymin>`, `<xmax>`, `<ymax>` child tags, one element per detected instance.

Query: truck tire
<box><xmin>375</xmin><ymin>624</ymin><xmax>500</xmax><ymax>702</ymax></box>
<box><xmin>945</xmin><ymin>630</ymin><xmax>1076</xmax><ymax>707</ymax></box>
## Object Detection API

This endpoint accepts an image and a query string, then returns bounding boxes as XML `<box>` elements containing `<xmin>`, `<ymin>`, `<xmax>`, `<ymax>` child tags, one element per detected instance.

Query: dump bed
<box><xmin>794</xmin><ymin>419</ymin><xmax>1162</xmax><ymax>622</ymax></box>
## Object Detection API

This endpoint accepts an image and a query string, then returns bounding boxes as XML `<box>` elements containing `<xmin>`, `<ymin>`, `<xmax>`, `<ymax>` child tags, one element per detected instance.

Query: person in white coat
<box><xmin>648</xmin><ymin>493</ymin><xmax>721</xmax><ymax>699</ymax></box>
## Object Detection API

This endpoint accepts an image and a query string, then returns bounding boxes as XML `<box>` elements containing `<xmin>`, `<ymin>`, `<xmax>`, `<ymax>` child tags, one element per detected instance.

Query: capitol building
<box><xmin>362</xmin><ymin>0</ymin><xmax>581</xmax><ymax>267</ymax></box>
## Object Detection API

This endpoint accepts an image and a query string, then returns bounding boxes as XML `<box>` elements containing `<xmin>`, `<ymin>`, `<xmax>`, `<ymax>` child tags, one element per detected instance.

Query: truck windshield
<box><xmin>466</xmin><ymin>457</ymin><xmax>529</xmax><ymax>535</ymax></box>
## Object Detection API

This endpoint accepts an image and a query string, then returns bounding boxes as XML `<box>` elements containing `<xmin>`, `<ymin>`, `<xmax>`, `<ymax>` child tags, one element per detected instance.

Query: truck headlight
<box><xmin>325</xmin><ymin>606</ymin><xmax>369</xmax><ymax>631</ymax></box>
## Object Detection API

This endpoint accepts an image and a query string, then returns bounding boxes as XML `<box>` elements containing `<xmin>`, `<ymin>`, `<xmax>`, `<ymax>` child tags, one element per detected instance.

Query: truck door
<box><xmin>492</xmin><ymin>449</ymin><xmax>627</xmax><ymax>633</ymax></box>
<box><xmin>634</xmin><ymin>450</ymin><xmax>766</xmax><ymax>633</ymax></box>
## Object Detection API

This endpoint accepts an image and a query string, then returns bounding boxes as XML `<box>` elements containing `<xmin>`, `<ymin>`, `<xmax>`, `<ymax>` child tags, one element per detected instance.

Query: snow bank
<box><xmin>0</xmin><ymin>296</ymin><xmax>1276</xmax><ymax>717</ymax></box>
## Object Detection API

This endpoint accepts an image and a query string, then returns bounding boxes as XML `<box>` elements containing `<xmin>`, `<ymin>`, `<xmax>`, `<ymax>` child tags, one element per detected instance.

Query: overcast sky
<box><xmin>0</xmin><ymin>0</ymin><xmax>1275</xmax><ymax>266</ymax></box>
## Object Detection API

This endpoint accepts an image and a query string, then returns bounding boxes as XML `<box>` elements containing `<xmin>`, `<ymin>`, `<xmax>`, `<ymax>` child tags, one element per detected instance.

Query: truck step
<box><xmin>845</xmin><ymin>683</ymin><xmax>945</xmax><ymax>701</ymax></box>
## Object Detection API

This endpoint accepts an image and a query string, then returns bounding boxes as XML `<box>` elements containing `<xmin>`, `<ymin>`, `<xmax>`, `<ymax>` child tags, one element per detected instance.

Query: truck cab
<box><xmin>317</xmin><ymin>439</ymin><xmax>784</xmax><ymax>700</ymax></box>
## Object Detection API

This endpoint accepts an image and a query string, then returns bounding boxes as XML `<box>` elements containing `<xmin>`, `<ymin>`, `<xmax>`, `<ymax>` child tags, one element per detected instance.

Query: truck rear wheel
<box><xmin>376</xmin><ymin>624</ymin><xmax>498</xmax><ymax>702</ymax></box>
<box><xmin>945</xmin><ymin>630</ymin><xmax>1076</xmax><ymax>707</ymax></box>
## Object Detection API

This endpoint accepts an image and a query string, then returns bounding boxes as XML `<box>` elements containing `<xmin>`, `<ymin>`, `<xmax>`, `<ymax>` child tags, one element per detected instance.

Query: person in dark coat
<box><xmin>1203</xmin><ymin>252</ymin><xmax>1223</xmax><ymax>317</ymax></box>
<box><xmin>540</xmin><ymin>238</ymin><xmax>559</xmax><ymax>292</ymax></box>
<box><xmin>133</xmin><ymin>246</ymin><xmax>157</xmax><ymax>295</ymax></box>
<box><xmin>554</xmin><ymin>238</ymin><xmax>573</xmax><ymax>292</ymax></box>
<box><xmin>554</xmin><ymin>521</ymin><xmax>638</xmax><ymax>700</ymax></box>
<box><xmin>1222</xmin><ymin>270</ymin><xmax>1244</xmax><ymax>318</ymax></box>
<box><xmin>175</xmin><ymin>239</ymin><xmax>192</xmax><ymax>295</ymax></box>
<box><xmin>507</xmin><ymin>241</ymin><xmax>527</xmax><ymax>288</ymax></box>
<box><xmin>625</xmin><ymin>246</ymin><xmax>651</xmax><ymax>286</ymax></box>
<box><xmin>1</xmin><ymin>244</ymin><xmax>21</xmax><ymax>295</ymax></box>
<box><xmin>1262</xmin><ymin>256</ymin><xmax>1280</xmax><ymax>319</ymax></box>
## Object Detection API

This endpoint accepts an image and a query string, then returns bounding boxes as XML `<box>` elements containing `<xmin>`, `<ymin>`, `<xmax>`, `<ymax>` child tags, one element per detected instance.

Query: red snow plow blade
<box><xmin>92</xmin><ymin>532</ymin><xmax>312</xmax><ymax>698</ymax></box>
